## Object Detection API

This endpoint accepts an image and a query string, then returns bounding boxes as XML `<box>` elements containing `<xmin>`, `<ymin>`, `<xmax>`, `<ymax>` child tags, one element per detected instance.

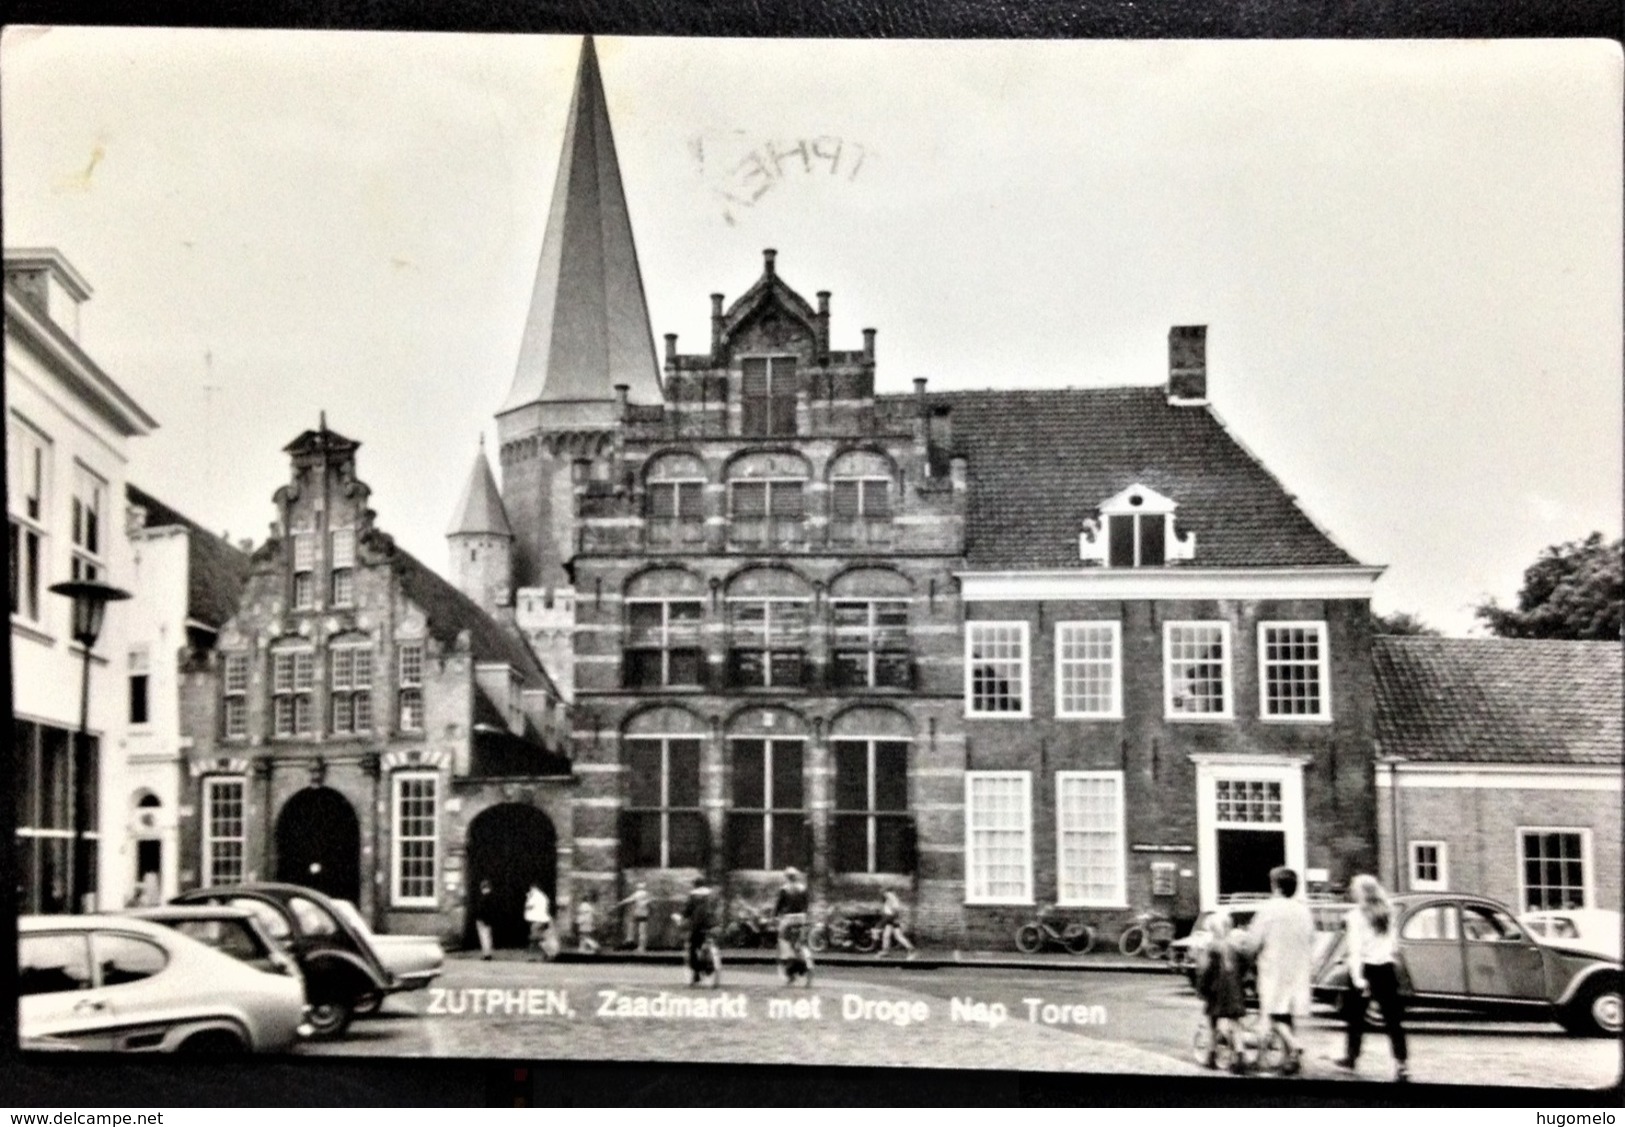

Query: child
<box><xmin>1196</xmin><ymin>911</ymin><xmax>1248</xmax><ymax>1072</ymax></box>
<box><xmin>618</xmin><ymin>882</ymin><xmax>652</xmax><ymax>952</ymax></box>
<box><xmin>677</xmin><ymin>876</ymin><xmax>722</xmax><ymax>988</ymax></box>
<box><xmin>575</xmin><ymin>892</ymin><xmax>601</xmax><ymax>955</ymax></box>
<box><xmin>877</xmin><ymin>889</ymin><xmax>917</xmax><ymax>959</ymax></box>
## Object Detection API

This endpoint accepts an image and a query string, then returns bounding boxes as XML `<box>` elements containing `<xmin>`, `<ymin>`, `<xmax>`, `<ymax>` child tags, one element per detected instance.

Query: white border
<box><xmin>1515</xmin><ymin>825</ymin><xmax>1594</xmax><ymax>911</ymax></box>
<box><xmin>1409</xmin><ymin>839</ymin><xmax>1449</xmax><ymax>892</ymax></box>
<box><xmin>964</xmin><ymin>770</ymin><xmax>1033</xmax><ymax>905</ymax></box>
<box><xmin>1257</xmin><ymin>620</ymin><xmax>1332</xmax><ymax>723</ymax></box>
<box><xmin>957</xmin><ymin>565</ymin><xmax>1383</xmax><ymax>602</ymax></box>
<box><xmin>1055</xmin><ymin>769</ymin><xmax>1128</xmax><ymax>908</ymax></box>
<box><xmin>1054</xmin><ymin>621</ymin><xmax>1123</xmax><ymax>720</ymax></box>
<box><xmin>964</xmin><ymin>620</ymin><xmax>1031</xmax><ymax>719</ymax></box>
<box><xmin>1163</xmin><ymin>620</ymin><xmax>1232</xmax><ymax>721</ymax></box>
<box><xmin>391</xmin><ymin>769</ymin><xmax>441</xmax><ymax>908</ymax></box>
<box><xmin>201</xmin><ymin>775</ymin><xmax>246</xmax><ymax>887</ymax></box>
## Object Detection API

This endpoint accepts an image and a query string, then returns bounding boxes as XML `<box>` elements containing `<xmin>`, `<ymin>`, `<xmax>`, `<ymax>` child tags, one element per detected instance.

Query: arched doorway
<box><xmin>465</xmin><ymin>803</ymin><xmax>557</xmax><ymax>949</ymax></box>
<box><xmin>275</xmin><ymin>787</ymin><xmax>361</xmax><ymax>903</ymax></box>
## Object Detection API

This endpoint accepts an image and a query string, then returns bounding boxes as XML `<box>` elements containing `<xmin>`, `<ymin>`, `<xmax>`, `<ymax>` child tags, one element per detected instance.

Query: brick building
<box><xmin>1373</xmin><ymin>637</ymin><xmax>1621</xmax><ymax>912</ymax></box>
<box><xmin>176</xmin><ymin>422</ymin><xmax>571</xmax><ymax>946</ymax></box>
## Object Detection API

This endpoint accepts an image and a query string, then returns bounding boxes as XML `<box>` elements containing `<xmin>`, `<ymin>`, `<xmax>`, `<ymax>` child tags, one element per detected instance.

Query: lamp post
<box><xmin>49</xmin><ymin>579</ymin><xmax>131</xmax><ymax>914</ymax></box>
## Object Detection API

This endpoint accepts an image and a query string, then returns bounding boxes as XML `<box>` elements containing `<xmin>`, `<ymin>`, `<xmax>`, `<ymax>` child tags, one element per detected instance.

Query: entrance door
<box><xmin>465</xmin><ymin>803</ymin><xmax>557</xmax><ymax>949</ymax></box>
<box><xmin>275</xmin><ymin>787</ymin><xmax>361</xmax><ymax>903</ymax></box>
<box><xmin>1216</xmin><ymin>829</ymin><xmax>1286</xmax><ymax>899</ymax></box>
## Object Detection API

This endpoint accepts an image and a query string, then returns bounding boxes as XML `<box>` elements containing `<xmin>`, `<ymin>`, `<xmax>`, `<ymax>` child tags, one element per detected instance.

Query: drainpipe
<box><xmin>1382</xmin><ymin>755</ymin><xmax>1404</xmax><ymax>890</ymax></box>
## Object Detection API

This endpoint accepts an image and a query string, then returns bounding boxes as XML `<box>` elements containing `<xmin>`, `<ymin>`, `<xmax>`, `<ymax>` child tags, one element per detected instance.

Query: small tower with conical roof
<box><xmin>446</xmin><ymin>437</ymin><xmax>513</xmax><ymax>613</ymax></box>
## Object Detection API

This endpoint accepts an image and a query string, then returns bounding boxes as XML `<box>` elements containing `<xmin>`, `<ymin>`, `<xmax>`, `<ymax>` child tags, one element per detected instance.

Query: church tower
<box><xmin>494</xmin><ymin>36</ymin><xmax>663</xmax><ymax>594</ymax></box>
<box><xmin>446</xmin><ymin>438</ymin><xmax>513</xmax><ymax>613</ymax></box>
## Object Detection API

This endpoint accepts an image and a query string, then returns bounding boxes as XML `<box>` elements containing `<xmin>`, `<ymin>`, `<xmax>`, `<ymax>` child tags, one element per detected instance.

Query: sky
<box><xmin>3</xmin><ymin>29</ymin><xmax>1619</xmax><ymax>635</ymax></box>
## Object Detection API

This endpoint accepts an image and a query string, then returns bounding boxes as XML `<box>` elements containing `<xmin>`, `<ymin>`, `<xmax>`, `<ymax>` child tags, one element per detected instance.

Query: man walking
<box><xmin>1237</xmin><ymin>866</ymin><xmax>1314</xmax><ymax>1076</ymax></box>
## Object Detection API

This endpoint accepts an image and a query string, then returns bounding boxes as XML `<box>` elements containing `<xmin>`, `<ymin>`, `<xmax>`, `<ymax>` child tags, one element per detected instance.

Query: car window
<box><xmin>19</xmin><ymin>934</ymin><xmax>93</xmax><ymax>996</ymax></box>
<box><xmin>225</xmin><ymin>897</ymin><xmax>291</xmax><ymax>942</ymax></box>
<box><xmin>171</xmin><ymin>918</ymin><xmax>269</xmax><ymax>962</ymax></box>
<box><xmin>93</xmin><ymin>933</ymin><xmax>169</xmax><ymax>987</ymax></box>
<box><xmin>288</xmin><ymin>896</ymin><xmax>339</xmax><ymax>937</ymax></box>
<box><xmin>1400</xmin><ymin>903</ymin><xmax>1459</xmax><ymax>941</ymax></box>
<box><xmin>1462</xmin><ymin>904</ymin><xmax>1525</xmax><ymax>943</ymax></box>
<box><xmin>1551</xmin><ymin>918</ymin><xmax>1581</xmax><ymax>939</ymax></box>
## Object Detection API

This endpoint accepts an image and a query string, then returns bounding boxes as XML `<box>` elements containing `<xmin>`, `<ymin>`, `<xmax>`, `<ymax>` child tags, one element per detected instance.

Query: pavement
<box><xmin>459</xmin><ymin>945</ymin><xmax>1179</xmax><ymax>974</ymax></box>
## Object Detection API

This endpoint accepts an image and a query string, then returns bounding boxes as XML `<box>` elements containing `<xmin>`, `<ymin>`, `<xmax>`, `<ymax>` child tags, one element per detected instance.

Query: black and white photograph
<box><xmin>5</xmin><ymin>27</ymin><xmax>1621</xmax><ymax>1097</ymax></box>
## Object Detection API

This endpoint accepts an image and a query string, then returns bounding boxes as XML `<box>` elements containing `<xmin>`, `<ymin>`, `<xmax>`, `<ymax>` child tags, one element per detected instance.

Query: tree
<box><xmin>1475</xmin><ymin>532</ymin><xmax>1623</xmax><ymax>641</ymax></box>
<box><xmin>1370</xmin><ymin>610</ymin><xmax>1440</xmax><ymax>636</ymax></box>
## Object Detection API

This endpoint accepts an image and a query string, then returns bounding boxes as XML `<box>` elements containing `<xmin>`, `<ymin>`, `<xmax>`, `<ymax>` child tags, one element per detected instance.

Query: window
<box><xmin>647</xmin><ymin>481</ymin><xmax>704</xmax><ymax>522</ymax></box>
<box><xmin>1259</xmin><ymin>622</ymin><xmax>1330</xmax><ymax>720</ymax></box>
<box><xmin>965</xmin><ymin>622</ymin><xmax>1029</xmax><ymax>717</ymax></box>
<box><xmin>729</xmin><ymin>479</ymin><xmax>805</xmax><ymax>547</ymax></box>
<box><xmin>727</xmin><ymin>599</ymin><xmax>809</xmax><ymax>688</ymax></box>
<box><xmin>70</xmin><ymin>463</ymin><xmax>106</xmax><ymax>581</ymax></box>
<box><xmin>1410</xmin><ymin>841</ymin><xmax>1448</xmax><ymax>892</ymax></box>
<box><xmin>831</xmin><ymin>738</ymin><xmax>910</xmax><ymax>873</ymax></box>
<box><xmin>271</xmin><ymin>649</ymin><xmax>314</xmax><ymax>737</ymax></box>
<box><xmin>128</xmin><ymin>648</ymin><xmax>150</xmax><ymax>726</ymax></box>
<box><xmin>398</xmin><ymin>643</ymin><xmax>424</xmax><ymax>731</ymax></box>
<box><xmin>1520</xmin><ymin>829</ymin><xmax>1589</xmax><ymax>910</ymax></box>
<box><xmin>727</xmin><ymin>739</ymin><xmax>807</xmax><ymax>870</ymax></box>
<box><xmin>202</xmin><ymin>777</ymin><xmax>246</xmax><ymax>886</ymax></box>
<box><xmin>1462</xmin><ymin>902</ymin><xmax>1527</xmax><ymax>944</ymax></box>
<box><xmin>830</xmin><ymin>478</ymin><xmax>892</xmax><ymax>546</ymax></box>
<box><xmin>1400</xmin><ymin>902</ymin><xmax>1459</xmax><ymax>941</ymax></box>
<box><xmin>1215</xmin><ymin>779</ymin><xmax>1282</xmax><ymax>824</ymax></box>
<box><xmin>1055</xmin><ymin>622</ymin><xmax>1121</xmax><ymax>718</ymax></box>
<box><xmin>1107</xmin><ymin>512</ymin><xmax>1165</xmax><ymax>567</ymax></box>
<box><xmin>1056</xmin><ymin>771</ymin><xmax>1126</xmax><ymax>906</ymax></box>
<box><xmin>330</xmin><ymin>645</ymin><xmax>374</xmax><ymax>734</ymax></box>
<box><xmin>623</xmin><ymin>737</ymin><xmax>706</xmax><ymax>868</ymax></box>
<box><xmin>392</xmin><ymin>772</ymin><xmax>438</xmax><ymax>906</ymax></box>
<box><xmin>965</xmin><ymin>771</ymin><xmax>1032</xmax><ymax>904</ymax></box>
<box><xmin>291</xmin><ymin>531</ymin><xmax>316</xmax><ymax>609</ymax></box>
<box><xmin>1164</xmin><ymin>622</ymin><xmax>1231</xmax><ymax>719</ymax></box>
<box><xmin>330</xmin><ymin>528</ymin><xmax>356</xmax><ymax>606</ymax></box>
<box><xmin>223</xmin><ymin>653</ymin><xmax>249</xmax><ymax>739</ymax></box>
<box><xmin>92</xmin><ymin>933</ymin><xmax>168</xmax><ymax>986</ymax></box>
<box><xmin>624</xmin><ymin>600</ymin><xmax>704</xmax><ymax>689</ymax></box>
<box><xmin>18</xmin><ymin>934</ymin><xmax>92</xmax><ymax>996</ymax></box>
<box><xmin>831</xmin><ymin>600</ymin><xmax>911</xmax><ymax>690</ymax></box>
<box><xmin>8</xmin><ymin>416</ymin><xmax>49</xmax><ymax>623</ymax></box>
<box><xmin>14</xmin><ymin>720</ymin><xmax>81</xmax><ymax>914</ymax></box>
<box><xmin>741</xmin><ymin>356</ymin><xmax>797</xmax><ymax>436</ymax></box>
<box><xmin>1079</xmin><ymin>484</ymin><xmax>1195</xmax><ymax>567</ymax></box>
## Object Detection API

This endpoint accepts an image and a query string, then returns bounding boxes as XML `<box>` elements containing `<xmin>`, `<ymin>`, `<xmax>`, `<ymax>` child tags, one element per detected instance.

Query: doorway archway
<box><xmin>275</xmin><ymin>786</ymin><xmax>361</xmax><ymax>903</ymax></box>
<box><xmin>465</xmin><ymin>803</ymin><xmax>557</xmax><ymax>949</ymax></box>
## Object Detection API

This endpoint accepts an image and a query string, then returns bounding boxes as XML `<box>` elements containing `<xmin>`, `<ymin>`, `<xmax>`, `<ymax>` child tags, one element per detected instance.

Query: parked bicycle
<box><xmin>1014</xmin><ymin>904</ymin><xmax>1096</xmax><ymax>955</ymax></box>
<box><xmin>1119</xmin><ymin>909</ymin><xmax>1177</xmax><ymax>958</ymax></box>
<box><xmin>720</xmin><ymin>900</ymin><xmax>776</xmax><ymax>949</ymax></box>
<box><xmin>808</xmin><ymin>909</ymin><xmax>884</xmax><ymax>954</ymax></box>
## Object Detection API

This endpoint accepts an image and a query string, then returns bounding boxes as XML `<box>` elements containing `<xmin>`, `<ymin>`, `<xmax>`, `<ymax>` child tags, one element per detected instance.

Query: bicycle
<box><xmin>1119</xmin><ymin>909</ymin><xmax>1177</xmax><ymax>958</ymax></box>
<box><xmin>1015</xmin><ymin>904</ymin><xmax>1096</xmax><ymax>955</ymax></box>
<box><xmin>808</xmin><ymin>909</ymin><xmax>883</xmax><ymax>955</ymax></box>
<box><xmin>1190</xmin><ymin>1012</ymin><xmax>1289</xmax><ymax>1075</ymax></box>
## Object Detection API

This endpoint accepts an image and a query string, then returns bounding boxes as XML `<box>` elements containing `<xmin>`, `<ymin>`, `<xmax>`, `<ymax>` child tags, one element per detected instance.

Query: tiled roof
<box><xmin>906</xmin><ymin>387</ymin><xmax>1358</xmax><ymax>570</ymax></box>
<box><xmin>1372</xmin><ymin>637</ymin><xmax>1623</xmax><ymax>765</ymax></box>
<box><xmin>127</xmin><ymin>484</ymin><xmax>251</xmax><ymax>629</ymax></box>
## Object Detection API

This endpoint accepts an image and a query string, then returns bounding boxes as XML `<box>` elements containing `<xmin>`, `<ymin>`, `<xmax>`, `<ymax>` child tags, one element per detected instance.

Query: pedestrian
<box><xmin>877</xmin><ymin>889</ymin><xmax>917</xmax><ymax>959</ymax></box>
<box><xmin>618</xmin><ymin>881</ymin><xmax>652</xmax><ymax>952</ymax></box>
<box><xmin>1235</xmin><ymin>866</ymin><xmax>1313</xmax><ymax>1076</ymax></box>
<box><xmin>473</xmin><ymin>879</ymin><xmax>496</xmax><ymax>960</ymax></box>
<box><xmin>773</xmin><ymin>866</ymin><xmax>813</xmax><ymax>986</ymax></box>
<box><xmin>575</xmin><ymin>891</ymin><xmax>601</xmax><ymax>955</ymax></box>
<box><xmin>1195</xmin><ymin>911</ymin><xmax>1249</xmax><ymax>1072</ymax></box>
<box><xmin>675</xmin><ymin>875</ymin><xmax>723</xmax><ymax>988</ymax></box>
<box><xmin>524</xmin><ymin>883</ymin><xmax>554</xmax><ymax>961</ymax></box>
<box><xmin>1333</xmin><ymin>874</ymin><xmax>1409</xmax><ymax>1083</ymax></box>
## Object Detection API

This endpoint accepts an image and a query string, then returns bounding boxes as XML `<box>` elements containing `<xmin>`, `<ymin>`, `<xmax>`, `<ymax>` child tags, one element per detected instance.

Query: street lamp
<box><xmin>49</xmin><ymin>579</ymin><xmax>131</xmax><ymax>914</ymax></box>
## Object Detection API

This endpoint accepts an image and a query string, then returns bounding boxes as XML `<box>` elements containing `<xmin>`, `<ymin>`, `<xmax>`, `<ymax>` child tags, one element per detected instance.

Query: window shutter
<box><xmin>832</xmin><ymin>481</ymin><xmax>860</xmax><ymax>519</ymax></box>
<box><xmin>862</xmin><ymin>480</ymin><xmax>891</xmax><ymax>518</ymax></box>
<box><xmin>648</xmin><ymin>483</ymin><xmax>676</xmax><ymax>519</ymax></box>
<box><xmin>769</xmin><ymin>481</ymin><xmax>804</xmax><ymax>518</ymax></box>
<box><xmin>734</xmin><ymin>482</ymin><xmax>767</xmax><ymax>518</ymax></box>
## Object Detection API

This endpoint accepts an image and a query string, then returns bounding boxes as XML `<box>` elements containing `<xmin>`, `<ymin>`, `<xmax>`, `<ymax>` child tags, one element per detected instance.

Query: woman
<box><xmin>1195</xmin><ymin>911</ymin><xmax>1248</xmax><ymax>1072</ymax></box>
<box><xmin>1335</xmin><ymin>874</ymin><xmax>1409</xmax><ymax>1082</ymax></box>
<box><xmin>524</xmin><ymin>883</ymin><xmax>554</xmax><ymax>962</ymax></box>
<box><xmin>877</xmin><ymin>889</ymin><xmax>917</xmax><ymax>959</ymax></box>
<box><xmin>473</xmin><ymin>880</ymin><xmax>496</xmax><ymax>960</ymax></box>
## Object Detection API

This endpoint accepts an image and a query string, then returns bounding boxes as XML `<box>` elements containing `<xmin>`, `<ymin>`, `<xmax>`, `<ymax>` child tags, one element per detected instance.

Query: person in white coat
<box><xmin>1236</xmin><ymin>866</ymin><xmax>1314</xmax><ymax>1076</ymax></box>
<box><xmin>524</xmin><ymin>884</ymin><xmax>554</xmax><ymax>961</ymax></box>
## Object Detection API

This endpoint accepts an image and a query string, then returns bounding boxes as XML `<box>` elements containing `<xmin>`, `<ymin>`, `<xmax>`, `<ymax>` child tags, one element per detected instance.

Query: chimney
<box><xmin>862</xmin><ymin>328</ymin><xmax>877</xmax><ymax>363</ymax></box>
<box><xmin>1167</xmin><ymin>325</ymin><xmax>1207</xmax><ymax>404</ymax></box>
<box><xmin>614</xmin><ymin>383</ymin><xmax>630</xmax><ymax>420</ymax></box>
<box><xmin>816</xmin><ymin>291</ymin><xmax>830</xmax><ymax>357</ymax></box>
<box><xmin>763</xmin><ymin>248</ymin><xmax>777</xmax><ymax>276</ymax></box>
<box><xmin>664</xmin><ymin>333</ymin><xmax>677</xmax><ymax>363</ymax></box>
<box><xmin>710</xmin><ymin>293</ymin><xmax>724</xmax><ymax>355</ymax></box>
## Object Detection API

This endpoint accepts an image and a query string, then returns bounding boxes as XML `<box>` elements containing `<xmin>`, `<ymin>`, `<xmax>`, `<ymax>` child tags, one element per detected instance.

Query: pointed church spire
<box><xmin>500</xmin><ymin>36</ymin><xmax>662</xmax><ymax>414</ymax></box>
<box><xmin>448</xmin><ymin>441</ymin><xmax>513</xmax><ymax>538</ymax></box>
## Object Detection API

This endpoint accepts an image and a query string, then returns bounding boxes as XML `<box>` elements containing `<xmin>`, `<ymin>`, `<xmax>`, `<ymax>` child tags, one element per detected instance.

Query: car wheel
<box><xmin>1561</xmin><ymin>978</ymin><xmax>1623</xmax><ymax>1038</ymax></box>
<box><xmin>179</xmin><ymin>1030</ymin><xmax>246</xmax><ymax>1055</ymax></box>
<box><xmin>352</xmin><ymin>992</ymin><xmax>383</xmax><ymax>1017</ymax></box>
<box><xmin>306</xmin><ymin>999</ymin><xmax>354</xmax><ymax>1039</ymax></box>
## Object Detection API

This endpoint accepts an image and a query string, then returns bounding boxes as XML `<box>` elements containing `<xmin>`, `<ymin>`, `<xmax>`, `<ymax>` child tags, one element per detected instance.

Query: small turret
<box><xmin>447</xmin><ymin>437</ymin><xmax>514</xmax><ymax>611</ymax></box>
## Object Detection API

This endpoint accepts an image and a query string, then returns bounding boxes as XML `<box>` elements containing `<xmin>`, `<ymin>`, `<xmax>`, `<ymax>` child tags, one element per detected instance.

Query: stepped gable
<box><xmin>500</xmin><ymin>36</ymin><xmax>662</xmax><ymax>413</ymax></box>
<box><xmin>1373</xmin><ymin>636</ymin><xmax>1623</xmax><ymax>765</ymax></box>
<box><xmin>127</xmin><ymin>483</ymin><xmax>251</xmax><ymax>629</ymax></box>
<box><xmin>901</xmin><ymin>385</ymin><xmax>1359</xmax><ymax>570</ymax></box>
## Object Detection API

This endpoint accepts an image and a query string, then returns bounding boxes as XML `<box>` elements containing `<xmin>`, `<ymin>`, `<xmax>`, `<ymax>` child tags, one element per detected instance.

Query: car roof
<box><xmin>123</xmin><ymin>906</ymin><xmax>257</xmax><ymax>922</ymax></box>
<box><xmin>21</xmin><ymin>914</ymin><xmax>181</xmax><ymax>937</ymax></box>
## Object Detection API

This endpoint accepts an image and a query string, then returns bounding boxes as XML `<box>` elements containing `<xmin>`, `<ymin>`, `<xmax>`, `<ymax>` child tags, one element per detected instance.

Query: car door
<box><xmin>1396</xmin><ymin>900</ymin><xmax>1465</xmax><ymax>997</ymax></box>
<box><xmin>1462</xmin><ymin>901</ymin><xmax>1547</xmax><ymax>1001</ymax></box>
<box><xmin>19</xmin><ymin>932</ymin><xmax>104</xmax><ymax>1044</ymax></box>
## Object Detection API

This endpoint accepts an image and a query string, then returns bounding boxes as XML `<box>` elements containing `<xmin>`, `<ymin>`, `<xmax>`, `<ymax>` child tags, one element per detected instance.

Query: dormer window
<box><xmin>741</xmin><ymin>356</ymin><xmax>797</xmax><ymax>437</ymax></box>
<box><xmin>1078</xmin><ymin>483</ymin><xmax>1194</xmax><ymax>567</ymax></box>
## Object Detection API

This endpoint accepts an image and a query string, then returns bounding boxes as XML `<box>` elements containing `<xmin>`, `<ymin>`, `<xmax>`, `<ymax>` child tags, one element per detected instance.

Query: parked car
<box><xmin>124</xmin><ymin>905</ymin><xmax>304</xmax><ymax>978</ymax></box>
<box><xmin>19</xmin><ymin>914</ymin><xmax>308</xmax><ymax>1053</ymax></box>
<box><xmin>171</xmin><ymin>882</ymin><xmax>394</xmax><ymax>1038</ymax></box>
<box><xmin>1170</xmin><ymin>898</ymin><xmax>1349</xmax><ymax>988</ymax></box>
<box><xmin>1311</xmin><ymin>892</ymin><xmax>1622</xmax><ymax>1038</ymax></box>
<box><xmin>1519</xmin><ymin>908</ymin><xmax>1622</xmax><ymax>962</ymax></box>
<box><xmin>329</xmin><ymin>898</ymin><xmax>444</xmax><ymax>1015</ymax></box>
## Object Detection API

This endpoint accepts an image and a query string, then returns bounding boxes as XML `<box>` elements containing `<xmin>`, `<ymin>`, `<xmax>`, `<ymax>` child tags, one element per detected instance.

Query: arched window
<box><xmin>829</xmin><ymin>708</ymin><xmax>913</xmax><ymax>874</ymax></box>
<box><xmin>829</xmin><ymin>568</ymin><xmax>912</xmax><ymax>691</ymax></box>
<box><xmin>727</xmin><ymin>451</ymin><xmax>808</xmax><ymax>550</ymax></box>
<box><xmin>725</xmin><ymin>708</ymin><xmax>809</xmax><ymax>872</ymax></box>
<box><xmin>623</xmin><ymin>569</ymin><xmax>706</xmax><ymax>690</ymax></box>
<box><xmin>828</xmin><ymin>449</ymin><xmax>895</xmax><ymax>548</ymax></box>
<box><xmin>725</xmin><ymin>568</ymin><xmax>812</xmax><ymax>690</ymax></box>
<box><xmin>622</xmin><ymin>708</ymin><xmax>708</xmax><ymax>870</ymax></box>
<box><xmin>644</xmin><ymin>453</ymin><xmax>708</xmax><ymax>549</ymax></box>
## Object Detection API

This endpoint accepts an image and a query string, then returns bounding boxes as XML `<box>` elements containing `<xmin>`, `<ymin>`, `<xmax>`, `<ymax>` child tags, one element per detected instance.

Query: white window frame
<box><xmin>624</xmin><ymin>598</ymin><xmax>705</xmax><ymax>687</ymax></box>
<box><xmin>8</xmin><ymin>414</ymin><xmax>50</xmax><ymax>626</ymax></box>
<box><xmin>329</xmin><ymin>643</ymin><xmax>374</xmax><ymax>735</ymax></box>
<box><xmin>270</xmin><ymin>647</ymin><xmax>315</xmax><ymax>738</ymax></box>
<box><xmin>1055</xmin><ymin>770</ymin><xmax>1127</xmax><ymax>908</ymax></box>
<box><xmin>222</xmin><ymin>653</ymin><xmax>250</xmax><ymax>739</ymax></box>
<box><xmin>391</xmin><ymin>770</ymin><xmax>439</xmax><ymax>907</ymax></box>
<box><xmin>1516</xmin><ymin>826</ymin><xmax>1593</xmax><ymax>911</ymax></box>
<box><xmin>330</xmin><ymin>527</ymin><xmax>356</xmax><ymax>607</ymax></box>
<box><xmin>1257</xmin><ymin>620</ymin><xmax>1332</xmax><ymax>722</ymax></box>
<box><xmin>831</xmin><ymin>598</ymin><xmax>912</xmax><ymax>689</ymax></box>
<box><xmin>964</xmin><ymin>620</ymin><xmax>1031</xmax><ymax>719</ymax></box>
<box><xmin>1409</xmin><ymin>840</ymin><xmax>1449</xmax><ymax>893</ymax></box>
<box><xmin>70</xmin><ymin>461</ymin><xmax>106</xmax><ymax>582</ymax></box>
<box><xmin>398</xmin><ymin>642</ymin><xmax>425</xmax><ymax>732</ymax></box>
<box><xmin>725</xmin><ymin>596</ymin><xmax>811</xmax><ymax>688</ymax></box>
<box><xmin>291</xmin><ymin>530</ymin><xmax>317</xmax><ymax>610</ymax></box>
<box><xmin>1192</xmin><ymin>755</ymin><xmax>1307</xmax><ymax>909</ymax></box>
<box><xmin>964</xmin><ymin>770</ymin><xmax>1033</xmax><ymax>905</ymax></box>
<box><xmin>202</xmin><ymin>776</ymin><xmax>247</xmax><ymax>887</ymax></box>
<box><xmin>1055</xmin><ymin>621</ymin><xmax>1122</xmax><ymax>719</ymax></box>
<box><xmin>1163</xmin><ymin>620</ymin><xmax>1233</xmax><ymax>721</ymax></box>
